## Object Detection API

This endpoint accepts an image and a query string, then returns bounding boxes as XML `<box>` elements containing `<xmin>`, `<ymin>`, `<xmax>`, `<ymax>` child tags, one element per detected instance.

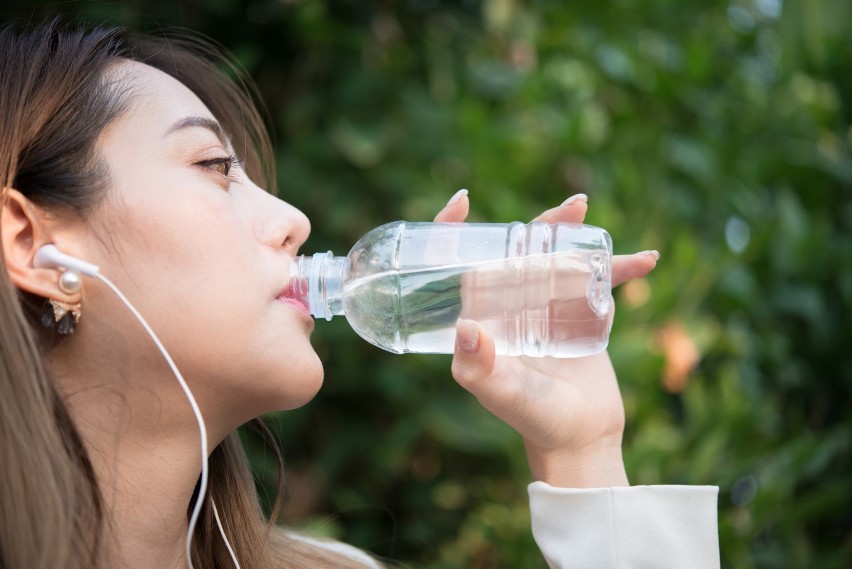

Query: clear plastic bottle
<box><xmin>289</xmin><ymin>221</ymin><xmax>613</xmax><ymax>358</ymax></box>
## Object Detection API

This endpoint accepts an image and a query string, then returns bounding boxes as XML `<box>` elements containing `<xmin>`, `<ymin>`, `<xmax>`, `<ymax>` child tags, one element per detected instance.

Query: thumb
<box><xmin>451</xmin><ymin>319</ymin><xmax>497</xmax><ymax>390</ymax></box>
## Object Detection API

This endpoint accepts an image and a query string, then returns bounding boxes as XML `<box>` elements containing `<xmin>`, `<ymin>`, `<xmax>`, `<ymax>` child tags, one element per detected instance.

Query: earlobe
<box><xmin>1</xmin><ymin>188</ymin><xmax>77</xmax><ymax>301</ymax></box>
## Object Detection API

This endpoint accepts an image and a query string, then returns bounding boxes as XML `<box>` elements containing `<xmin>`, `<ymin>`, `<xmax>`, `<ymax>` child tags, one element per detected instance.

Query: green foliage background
<box><xmin>5</xmin><ymin>0</ymin><xmax>850</xmax><ymax>567</ymax></box>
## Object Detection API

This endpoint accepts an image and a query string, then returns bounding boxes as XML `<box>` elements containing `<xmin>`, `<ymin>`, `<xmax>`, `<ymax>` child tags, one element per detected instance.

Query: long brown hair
<box><xmin>0</xmin><ymin>20</ymin><xmax>375</xmax><ymax>569</ymax></box>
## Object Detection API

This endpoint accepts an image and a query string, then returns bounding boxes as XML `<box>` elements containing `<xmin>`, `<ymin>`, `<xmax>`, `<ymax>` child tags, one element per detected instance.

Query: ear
<box><xmin>1</xmin><ymin>188</ymin><xmax>80</xmax><ymax>302</ymax></box>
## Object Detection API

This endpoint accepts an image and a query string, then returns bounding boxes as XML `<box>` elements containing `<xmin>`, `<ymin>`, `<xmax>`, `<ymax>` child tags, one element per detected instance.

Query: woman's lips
<box><xmin>276</xmin><ymin>279</ymin><xmax>313</xmax><ymax>323</ymax></box>
<box><xmin>277</xmin><ymin>296</ymin><xmax>313</xmax><ymax>320</ymax></box>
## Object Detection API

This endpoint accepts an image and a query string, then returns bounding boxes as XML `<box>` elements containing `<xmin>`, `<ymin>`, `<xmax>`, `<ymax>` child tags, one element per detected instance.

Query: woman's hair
<box><xmin>0</xmin><ymin>20</ymin><xmax>373</xmax><ymax>569</ymax></box>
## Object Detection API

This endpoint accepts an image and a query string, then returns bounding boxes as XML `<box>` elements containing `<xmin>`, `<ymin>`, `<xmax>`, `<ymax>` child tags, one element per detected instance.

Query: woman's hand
<box><xmin>433</xmin><ymin>191</ymin><xmax>659</xmax><ymax>488</ymax></box>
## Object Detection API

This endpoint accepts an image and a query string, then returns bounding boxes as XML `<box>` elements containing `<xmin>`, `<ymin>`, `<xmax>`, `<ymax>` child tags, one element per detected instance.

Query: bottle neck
<box><xmin>292</xmin><ymin>252</ymin><xmax>350</xmax><ymax>321</ymax></box>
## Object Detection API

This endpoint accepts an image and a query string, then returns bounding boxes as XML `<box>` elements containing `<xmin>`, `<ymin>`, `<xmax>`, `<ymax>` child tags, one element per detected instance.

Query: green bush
<box><xmin>5</xmin><ymin>0</ymin><xmax>849</xmax><ymax>566</ymax></box>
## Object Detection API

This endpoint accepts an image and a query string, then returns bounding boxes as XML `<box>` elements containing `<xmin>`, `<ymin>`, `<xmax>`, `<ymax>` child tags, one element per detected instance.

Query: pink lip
<box><xmin>276</xmin><ymin>279</ymin><xmax>314</xmax><ymax>325</ymax></box>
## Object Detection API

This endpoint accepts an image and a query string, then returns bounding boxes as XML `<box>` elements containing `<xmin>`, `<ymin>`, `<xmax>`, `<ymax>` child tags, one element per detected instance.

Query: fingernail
<box><xmin>642</xmin><ymin>250</ymin><xmax>661</xmax><ymax>260</ymax></box>
<box><xmin>456</xmin><ymin>319</ymin><xmax>480</xmax><ymax>353</ymax></box>
<box><xmin>561</xmin><ymin>193</ymin><xmax>588</xmax><ymax>207</ymax></box>
<box><xmin>446</xmin><ymin>188</ymin><xmax>468</xmax><ymax>207</ymax></box>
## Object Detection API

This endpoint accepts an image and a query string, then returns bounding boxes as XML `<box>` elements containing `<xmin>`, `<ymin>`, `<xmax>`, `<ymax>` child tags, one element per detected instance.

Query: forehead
<box><xmin>111</xmin><ymin>59</ymin><xmax>216</xmax><ymax>124</ymax></box>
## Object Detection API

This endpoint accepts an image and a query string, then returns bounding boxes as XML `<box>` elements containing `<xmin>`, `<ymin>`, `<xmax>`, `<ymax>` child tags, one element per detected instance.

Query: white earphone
<box><xmin>33</xmin><ymin>244</ymin><xmax>100</xmax><ymax>276</ymax></box>
<box><xmin>33</xmin><ymin>244</ymin><xmax>240</xmax><ymax>569</ymax></box>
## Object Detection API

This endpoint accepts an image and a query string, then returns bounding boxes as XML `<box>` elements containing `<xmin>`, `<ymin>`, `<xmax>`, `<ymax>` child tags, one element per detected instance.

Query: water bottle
<box><xmin>289</xmin><ymin>221</ymin><xmax>613</xmax><ymax>358</ymax></box>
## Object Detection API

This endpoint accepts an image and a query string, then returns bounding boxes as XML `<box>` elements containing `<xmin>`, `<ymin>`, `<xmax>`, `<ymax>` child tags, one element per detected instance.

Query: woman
<box><xmin>0</xmin><ymin>20</ymin><xmax>719</xmax><ymax>569</ymax></box>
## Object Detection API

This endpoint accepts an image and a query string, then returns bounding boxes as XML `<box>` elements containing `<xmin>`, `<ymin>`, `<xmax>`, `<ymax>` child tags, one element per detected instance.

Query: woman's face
<box><xmin>75</xmin><ymin>60</ymin><xmax>322</xmax><ymax>420</ymax></box>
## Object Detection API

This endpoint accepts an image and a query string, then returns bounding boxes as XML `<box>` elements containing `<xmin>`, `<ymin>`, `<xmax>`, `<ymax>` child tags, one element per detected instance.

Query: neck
<box><xmin>51</xmin><ymin>328</ymin><xmax>233</xmax><ymax>569</ymax></box>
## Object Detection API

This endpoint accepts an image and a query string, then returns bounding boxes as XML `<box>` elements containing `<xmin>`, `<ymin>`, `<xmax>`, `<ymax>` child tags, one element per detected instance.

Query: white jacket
<box><xmin>529</xmin><ymin>482</ymin><xmax>720</xmax><ymax>568</ymax></box>
<box><xmin>306</xmin><ymin>483</ymin><xmax>721</xmax><ymax>568</ymax></box>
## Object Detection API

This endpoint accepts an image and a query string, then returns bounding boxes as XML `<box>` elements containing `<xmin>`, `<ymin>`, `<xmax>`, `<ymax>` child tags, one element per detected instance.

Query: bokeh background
<box><xmin>4</xmin><ymin>1</ymin><xmax>850</xmax><ymax>567</ymax></box>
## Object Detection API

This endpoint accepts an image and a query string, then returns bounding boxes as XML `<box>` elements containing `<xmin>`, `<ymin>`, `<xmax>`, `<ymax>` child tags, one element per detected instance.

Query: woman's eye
<box><xmin>209</xmin><ymin>158</ymin><xmax>231</xmax><ymax>177</ymax></box>
<box><xmin>197</xmin><ymin>153</ymin><xmax>241</xmax><ymax>181</ymax></box>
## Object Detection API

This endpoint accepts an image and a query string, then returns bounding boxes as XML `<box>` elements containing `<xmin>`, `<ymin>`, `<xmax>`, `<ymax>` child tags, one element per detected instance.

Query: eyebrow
<box><xmin>165</xmin><ymin>116</ymin><xmax>230</xmax><ymax>146</ymax></box>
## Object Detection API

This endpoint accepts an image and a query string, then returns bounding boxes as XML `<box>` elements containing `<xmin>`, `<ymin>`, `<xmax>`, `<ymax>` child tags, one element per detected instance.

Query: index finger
<box><xmin>612</xmin><ymin>252</ymin><xmax>660</xmax><ymax>287</ymax></box>
<box><xmin>433</xmin><ymin>189</ymin><xmax>470</xmax><ymax>222</ymax></box>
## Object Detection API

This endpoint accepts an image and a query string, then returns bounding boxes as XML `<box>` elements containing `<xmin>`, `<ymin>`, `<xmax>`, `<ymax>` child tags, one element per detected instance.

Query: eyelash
<box><xmin>197</xmin><ymin>153</ymin><xmax>242</xmax><ymax>183</ymax></box>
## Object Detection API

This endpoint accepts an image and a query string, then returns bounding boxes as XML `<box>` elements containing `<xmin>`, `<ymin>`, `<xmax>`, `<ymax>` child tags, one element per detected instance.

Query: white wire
<box><xmin>95</xmin><ymin>273</ymin><xmax>240</xmax><ymax>569</ymax></box>
<box><xmin>212</xmin><ymin>498</ymin><xmax>242</xmax><ymax>569</ymax></box>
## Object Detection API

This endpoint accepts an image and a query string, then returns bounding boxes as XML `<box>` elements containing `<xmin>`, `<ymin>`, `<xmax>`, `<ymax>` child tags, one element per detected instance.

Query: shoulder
<box><xmin>275</xmin><ymin>529</ymin><xmax>383</xmax><ymax>568</ymax></box>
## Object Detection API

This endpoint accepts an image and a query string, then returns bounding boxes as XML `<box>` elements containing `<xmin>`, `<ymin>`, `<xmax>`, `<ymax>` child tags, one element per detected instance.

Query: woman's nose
<box><xmin>255</xmin><ymin>192</ymin><xmax>311</xmax><ymax>253</ymax></box>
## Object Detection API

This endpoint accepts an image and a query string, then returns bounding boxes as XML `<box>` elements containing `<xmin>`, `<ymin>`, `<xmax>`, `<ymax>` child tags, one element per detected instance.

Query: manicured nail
<box><xmin>447</xmin><ymin>188</ymin><xmax>468</xmax><ymax>207</ymax></box>
<box><xmin>561</xmin><ymin>193</ymin><xmax>588</xmax><ymax>207</ymax></box>
<box><xmin>456</xmin><ymin>319</ymin><xmax>480</xmax><ymax>353</ymax></box>
<box><xmin>642</xmin><ymin>250</ymin><xmax>661</xmax><ymax>260</ymax></box>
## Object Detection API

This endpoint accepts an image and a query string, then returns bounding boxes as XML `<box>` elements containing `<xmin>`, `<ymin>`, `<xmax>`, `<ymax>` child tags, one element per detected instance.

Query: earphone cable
<box><xmin>212</xmin><ymin>498</ymin><xmax>242</xmax><ymax>569</ymax></box>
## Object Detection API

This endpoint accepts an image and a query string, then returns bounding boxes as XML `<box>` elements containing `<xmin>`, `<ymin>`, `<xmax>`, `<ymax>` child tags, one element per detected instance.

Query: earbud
<box><xmin>34</xmin><ymin>244</ymin><xmax>100</xmax><ymax>277</ymax></box>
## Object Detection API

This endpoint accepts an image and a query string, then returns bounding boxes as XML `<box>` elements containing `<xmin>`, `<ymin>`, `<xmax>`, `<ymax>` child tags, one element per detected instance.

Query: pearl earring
<box><xmin>58</xmin><ymin>270</ymin><xmax>82</xmax><ymax>295</ymax></box>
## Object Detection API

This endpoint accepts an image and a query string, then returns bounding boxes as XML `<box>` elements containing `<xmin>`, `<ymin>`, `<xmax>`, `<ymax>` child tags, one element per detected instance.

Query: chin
<box><xmin>259</xmin><ymin>351</ymin><xmax>325</xmax><ymax>412</ymax></box>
